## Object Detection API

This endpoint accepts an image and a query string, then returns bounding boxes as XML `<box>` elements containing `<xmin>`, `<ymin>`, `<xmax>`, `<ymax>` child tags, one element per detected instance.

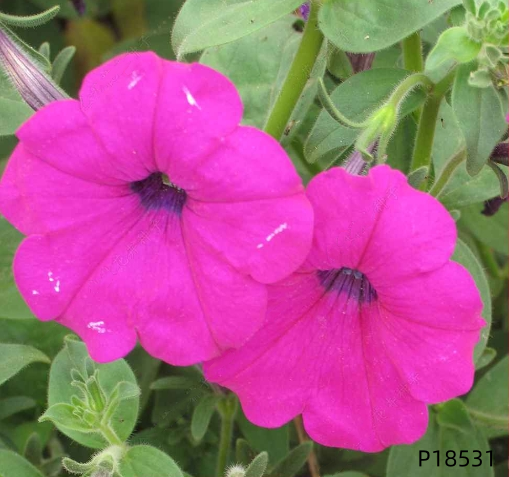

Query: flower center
<box><xmin>318</xmin><ymin>267</ymin><xmax>377</xmax><ymax>304</ymax></box>
<box><xmin>130</xmin><ymin>172</ymin><xmax>187</xmax><ymax>214</ymax></box>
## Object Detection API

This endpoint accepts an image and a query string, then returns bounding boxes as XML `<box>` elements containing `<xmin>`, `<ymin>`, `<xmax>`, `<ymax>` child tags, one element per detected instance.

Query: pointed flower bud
<box><xmin>0</xmin><ymin>26</ymin><xmax>66</xmax><ymax>110</ymax></box>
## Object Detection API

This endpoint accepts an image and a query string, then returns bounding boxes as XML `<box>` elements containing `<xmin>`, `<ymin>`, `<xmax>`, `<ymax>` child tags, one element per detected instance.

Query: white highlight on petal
<box><xmin>48</xmin><ymin>271</ymin><xmax>54</xmax><ymax>282</ymax></box>
<box><xmin>128</xmin><ymin>70</ymin><xmax>143</xmax><ymax>90</ymax></box>
<box><xmin>87</xmin><ymin>321</ymin><xmax>109</xmax><ymax>334</ymax></box>
<box><xmin>54</xmin><ymin>280</ymin><xmax>61</xmax><ymax>293</ymax></box>
<box><xmin>257</xmin><ymin>222</ymin><xmax>288</xmax><ymax>249</ymax></box>
<box><xmin>183</xmin><ymin>86</ymin><xmax>202</xmax><ymax>110</ymax></box>
<box><xmin>32</xmin><ymin>290</ymin><xmax>39</xmax><ymax>295</ymax></box>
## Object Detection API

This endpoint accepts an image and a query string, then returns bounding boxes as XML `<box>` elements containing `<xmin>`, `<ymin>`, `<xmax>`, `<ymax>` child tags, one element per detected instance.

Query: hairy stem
<box><xmin>402</xmin><ymin>31</ymin><xmax>424</xmax><ymax>72</ymax></box>
<box><xmin>216</xmin><ymin>395</ymin><xmax>238</xmax><ymax>477</ymax></box>
<box><xmin>410</xmin><ymin>71</ymin><xmax>456</xmax><ymax>186</ymax></box>
<box><xmin>264</xmin><ymin>0</ymin><xmax>324</xmax><ymax>140</ymax></box>
<box><xmin>429</xmin><ymin>148</ymin><xmax>466</xmax><ymax>198</ymax></box>
<box><xmin>294</xmin><ymin>416</ymin><xmax>320</xmax><ymax>477</ymax></box>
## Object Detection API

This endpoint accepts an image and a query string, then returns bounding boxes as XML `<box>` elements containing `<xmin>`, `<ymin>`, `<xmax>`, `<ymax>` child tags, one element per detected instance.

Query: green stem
<box><xmin>216</xmin><ymin>395</ymin><xmax>238</xmax><ymax>477</ymax></box>
<box><xmin>264</xmin><ymin>0</ymin><xmax>324</xmax><ymax>140</ymax></box>
<box><xmin>402</xmin><ymin>32</ymin><xmax>424</xmax><ymax>72</ymax></box>
<box><xmin>409</xmin><ymin>71</ymin><xmax>456</xmax><ymax>184</ymax></box>
<box><xmin>429</xmin><ymin>148</ymin><xmax>466</xmax><ymax>197</ymax></box>
<box><xmin>317</xmin><ymin>78</ymin><xmax>367</xmax><ymax>129</ymax></box>
<box><xmin>388</xmin><ymin>73</ymin><xmax>433</xmax><ymax>107</ymax></box>
<box><xmin>100</xmin><ymin>424</ymin><xmax>123</xmax><ymax>447</ymax></box>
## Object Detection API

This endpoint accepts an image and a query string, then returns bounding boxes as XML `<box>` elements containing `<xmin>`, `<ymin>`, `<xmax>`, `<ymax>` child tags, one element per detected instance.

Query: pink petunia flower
<box><xmin>0</xmin><ymin>52</ymin><xmax>314</xmax><ymax>365</ymax></box>
<box><xmin>205</xmin><ymin>165</ymin><xmax>484</xmax><ymax>452</ymax></box>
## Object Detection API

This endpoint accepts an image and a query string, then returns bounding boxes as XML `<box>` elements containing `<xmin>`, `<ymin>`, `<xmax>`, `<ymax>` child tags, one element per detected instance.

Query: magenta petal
<box><xmin>181</xmin><ymin>220</ymin><xmax>267</xmax><ymax>354</ymax></box>
<box><xmin>204</xmin><ymin>273</ymin><xmax>324</xmax><ymax>427</ymax></box>
<box><xmin>16</xmin><ymin>100</ymin><xmax>141</xmax><ymax>184</ymax></box>
<box><xmin>206</xmin><ymin>274</ymin><xmax>429</xmax><ymax>451</ymax></box>
<box><xmin>0</xmin><ymin>52</ymin><xmax>314</xmax><ymax>367</ymax></box>
<box><xmin>79</xmin><ymin>52</ymin><xmax>162</xmax><ymax>174</ymax></box>
<box><xmin>304</xmin><ymin>302</ymin><xmax>428</xmax><ymax>452</ymax></box>
<box><xmin>180</xmin><ymin>126</ymin><xmax>304</xmax><ymax>202</ymax></box>
<box><xmin>184</xmin><ymin>194</ymin><xmax>313</xmax><ymax>283</ymax></box>
<box><xmin>376</xmin><ymin>262</ymin><xmax>484</xmax><ymax>403</ymax></box>
<box><xmin>305</xmin><ymin>166</ymin><xmax>456</xmax><ymax>279</ymax></box>
<box><xmin>0</xmin><ymin>145</ymin><xmax>133</xmax><ymax>235</ymax></box>
<box><xmin>154</xmin><ymin>61</ymin><xmax>243</xmax><ymax>177</ymax></box>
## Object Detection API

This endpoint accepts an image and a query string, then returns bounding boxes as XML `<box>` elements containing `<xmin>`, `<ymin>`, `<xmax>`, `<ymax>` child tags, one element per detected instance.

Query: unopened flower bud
<box><xmin>0</xmin><ymin>26</ymin><xmax>66</xmax><ymax>109</ymax></box>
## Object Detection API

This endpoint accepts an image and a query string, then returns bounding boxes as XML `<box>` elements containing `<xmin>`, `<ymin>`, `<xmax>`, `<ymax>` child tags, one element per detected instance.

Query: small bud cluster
<box><xmin>465</xmin><ymin>1</ymin><xmax>508</xmax><ymax>87</ymax></box>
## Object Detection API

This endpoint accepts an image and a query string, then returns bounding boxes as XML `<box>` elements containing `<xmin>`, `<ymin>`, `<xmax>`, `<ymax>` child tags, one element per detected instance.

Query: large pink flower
<box><xmin>205</xmin><ymin>165</ymin><xmax>484</xmax><ymax>452</ymax></box>
<box><xmin>0</xmin><ymin>52</ymin><xmax>313</xmax><ymax>365</ymax></box>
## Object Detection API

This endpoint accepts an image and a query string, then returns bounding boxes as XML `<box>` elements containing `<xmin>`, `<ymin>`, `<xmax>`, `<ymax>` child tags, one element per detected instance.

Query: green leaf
<box><xmin>0</xmin><ymin>449</ymin><xmax>45</xmax><ymax>477</ymax></box>
<box><xmin>171</xmin><ymin>0</ymin><xmax>304</xmax><ymax>59</ymax></box>
<box><xmin>237</xmin><ymin>408</ymin><xmax>289</xmax><ymax>464</ymax></box>
<box><xmin>0</xmin><ymin>396</ymin><xmax>36</xmax><ymax>421</ymax></box>
<box><xmin>408</xmin><ymin>166</ymin><xmax>429</xmax><ymax>189</ymax></box>
<box><xmin>426</xmin><ymin>27</ymin><xmax>482</xmax><ymax>71</ymax></box>
<box><xmin>39</xmin><ymin>403</ymin><xmax>94</xmax><ymax>433</ymax></box>
<box><xmin>245</xmin><ymin>452</ymin><xmax>269</xmax><ymax>477</ymax></box>
<box><xmin>0</xmin><ymin>6</ymin><xmax>60</xmax><ymax>28</ymax></box>
<box><xmin>475</xmin><ymin>347</ymin><xmax>497</xmax><ymax>370</ymax></box>
<box><xmin>150</xmin><ymin>376</ymin><xmax>203</xmax><ymax>391</ymax></box>
<box><xmin>50</xmin><ymin>46</ymin><xmax>76</xmax><ymax>84</ymax></box>
<box><xmin>23</xmin><ymin>433</ymin><xmax>42</xmax><ymax>466</ymax></box>
<box><xmin>458</xmin><ymin>202</ymin><xmax>508</xmax><ymax>254</ymax></box>
<box><xmin>126</xmin><ymin>347</ymin><xmax>161</xmax><ymax>413</ymax></box>
<box><xmin>326</xmin><ymin>45</ymin><xmax>354</xmax><ymax>81</ymax></box>
<box><xmin>387</xmin><ymin>401</ymin><xmax>494</xmax><ymax>477</ymax></box>
<box><xmin>0</xmin><ymin>344</ymin><xmax>49</xmax><ymax>386</ymax></box>
<box><xmin>0</xmin><ymin>217</ymin><xmax>34</xmax><ymax>318</ymax></box>
<box><xmin>452</xmin><ymin>62</ymin><xmax>507</xmax><ymax>176</ymax></box>
<box><xmin>487</xmin><ymin>161</ymin><xmax>508</xmax><ymax>199</ymax></box>
<box><xmin>466</xmin><ymin>355</ymin><xmax>508</xmax><ymax>438</ymax></box>
<box><xmin>304</xmin><ymin>68</ymin><xmax>425</xmax><ymax>164</ymax></box>
<box><xmin>190</xmin><ymin>394</ymin><xmax>218</xmax><ymax>443</ymax></box>
<box><xmin>432</xmin><ymin>101</ymin><xmax>507</xmax><ymax>209</ymax></box>
<box><xmin>267</xmin><ymin>442</ymin><xmax>312</xmax><ymax>477</ymax></box>
<box><xmin>0</xmin><ymin>78</ymin><xmax>34</xmax><ymax>136</ymax></box>
<box><xmin>47</xmin><ymin>336</ymin><xmax>139</xmax><ymax>449</ymax></box>
<box><xmin>118</xmin><ymin>445</ymin><xmax>184</xmax><ymax>477</ymax></box>
<box><xmin>452</xmin><ymin>239</ymin><xmax>492</xmax><ymax>362</ymax></box>
<box><xmin>236</xmin><ymin>438</ymin><xmax>257</xmax><ymax>467</ymax></box>
<box><xmin>319</xmin><ymin>0</ymin><xmax>462</xmax><ymax>53</ymax></box>
<box><xmin>38</xmin><ymin>42</ymin><xmax>50</xmax><ymax>59</ymax></box>
<box><xmin>201</xmin><ymin>16</ymin><xmax>301</xmax><ymax>129</ymax></box>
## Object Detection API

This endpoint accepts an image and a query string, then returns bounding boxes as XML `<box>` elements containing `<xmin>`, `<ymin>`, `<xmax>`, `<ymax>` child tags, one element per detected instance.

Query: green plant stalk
<box><xmin>100</xmin><ymin>423</ymin><xmax>123</xmax><ymax>447</ymax></box>
<box><xmin>216</xmin><ymin>396</ymin><xmax>238</xmax><ymax>477</ymax></box>
<box><xmin>388</xmin><ymin>73</ymin><xmax>434</xmax><ymax>106</ymax></box>
<box><xmin>402</xmin><ymin>31</ymin><xmax>424</xmax><ymax>72</ymax></box>
<box><xmin>264</xmin><ymin>0</ymin><xmax>324</xmax><ymax>140</ymax></box>
<box><xmin>317</xmin><ymin>77</ymin><xmax>368</xmax><ymax>129</ymax></box>
<box><xmin>410</xmin><ymin>71</ymin><xmax>456</xmax><ymax>186</ymax></box>
<box><xmin>429</xmin><ymin>148</ymin><xmax>466</xmax><ymax>197</ymax></box>
<box><xmin>376</xmin><ymin>73</ymin><xmax>433</xmax><ymax>161</ymax></box>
